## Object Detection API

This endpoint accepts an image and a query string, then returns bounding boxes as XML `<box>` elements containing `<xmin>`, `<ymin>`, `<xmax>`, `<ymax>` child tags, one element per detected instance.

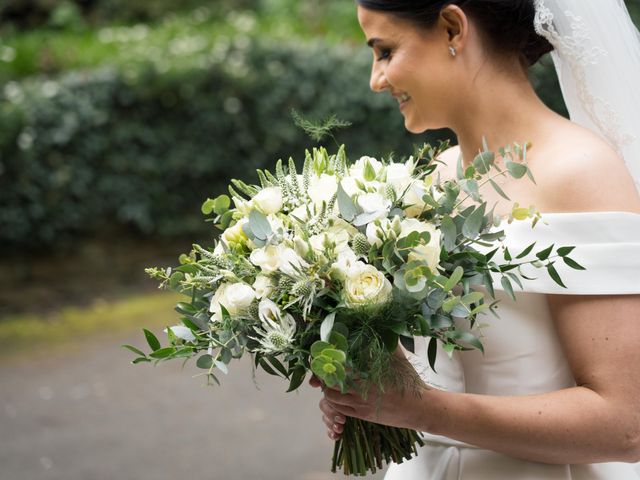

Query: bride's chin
<box><xmin>404</xmin><ymin>118</ymin><xmax>428</xmax><ymax>135</ymax></box>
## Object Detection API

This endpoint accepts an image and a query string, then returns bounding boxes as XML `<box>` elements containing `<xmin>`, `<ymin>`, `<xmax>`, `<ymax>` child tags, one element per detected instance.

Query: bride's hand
<box><xmin>309</xmin><ymin>347</ymin><xmax>429</xmax><ymax>440</ymax></box>
<box><xmin>309</xmin><ymin>374</ymin><xmax>347</xmax><ymax>440</ymax></box>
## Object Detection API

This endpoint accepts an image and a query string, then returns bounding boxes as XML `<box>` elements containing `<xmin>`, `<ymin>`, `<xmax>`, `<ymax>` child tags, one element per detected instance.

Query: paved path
<box><xmin>0</xmin><ymin>330</ymin><xmax>388</xmax><ymax>480</ymax></box>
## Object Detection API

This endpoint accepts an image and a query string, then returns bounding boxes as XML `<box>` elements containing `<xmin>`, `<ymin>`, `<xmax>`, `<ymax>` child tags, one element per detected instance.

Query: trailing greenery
<box><xmin>0</xmin><ymin>37</ymin><xmax>446</xmax><ymax>251</ymax></box>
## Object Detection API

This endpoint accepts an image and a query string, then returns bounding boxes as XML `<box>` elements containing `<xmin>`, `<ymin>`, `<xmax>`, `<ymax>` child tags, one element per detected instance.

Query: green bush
<box><xmin>0</xmin><ymin>38</ymin><xmax>449</xmax><ymax>252</ymax></box>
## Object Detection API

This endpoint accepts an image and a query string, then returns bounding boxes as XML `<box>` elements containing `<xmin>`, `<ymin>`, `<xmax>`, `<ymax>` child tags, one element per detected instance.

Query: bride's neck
<box><xmin>451</xmin><ymin>70</ymin><xmax>558</xmax><ymax>166</ymax></box>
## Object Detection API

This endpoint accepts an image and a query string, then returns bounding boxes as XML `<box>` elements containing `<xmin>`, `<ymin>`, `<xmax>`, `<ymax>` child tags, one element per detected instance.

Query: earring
<box><xmin>449</xmin><ymin>46</ymin><xmax>457</xmax><ymax>57</ymax></box>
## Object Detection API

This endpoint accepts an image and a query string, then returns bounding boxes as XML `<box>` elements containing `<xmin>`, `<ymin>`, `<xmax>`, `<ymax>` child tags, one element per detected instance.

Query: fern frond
<box><xmin>291</xmin><ymin>109</ymin><xmax>352</xmax><ymax>142</ymax></box>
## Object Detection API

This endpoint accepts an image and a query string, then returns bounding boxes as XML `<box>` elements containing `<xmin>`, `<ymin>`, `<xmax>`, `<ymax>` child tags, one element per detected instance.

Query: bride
<box><xmin>310</xmin><ymin>0</ymin><xmax>640</xmax><ymax>478</ymax></box>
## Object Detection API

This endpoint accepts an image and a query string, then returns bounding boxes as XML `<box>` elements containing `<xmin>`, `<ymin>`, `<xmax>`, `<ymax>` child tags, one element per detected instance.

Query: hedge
<box><xmin>0</xmin><ymin>35</ymin><xmax>566</xmax><ymax>253</ymax></box>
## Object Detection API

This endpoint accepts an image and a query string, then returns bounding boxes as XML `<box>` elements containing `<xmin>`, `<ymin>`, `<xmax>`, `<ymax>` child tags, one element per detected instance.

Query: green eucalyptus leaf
<box><xmin>201</xmin><ymin>198</ymin><xmax>216</xmax><ymax>215</ymax></box>
<box><xmin>489</xmin><ymin>179</ymin><xmax>510</xmax><ymax>201</ymax></box>
<box><xmin>132</xmin><ymin>357</ymin><xmax>151</xmax><ymax>364</ymax></box>
<box><xmin>143</xmin><ymin>329</ymin><xmax>161</xmax><ymax>351</ymax></box>
<box><xmin>441</xmin><ymin>216</ymin><xmax>457</xmax><ymax>251</ymax></box>
<box><xmin>444</xmin><ymin>266</ymin><xmax>464</xmax><ymax>292</ymax></box>
<box><xmin>337</xmin><ymin>183</ymin><xmax>357</xmax><ymax>222</ymax></box>
<box><xmin>536</xmin><ymin>244</ymin><xmax>554</xmax><ymax>261</ymax></box>
<box><xmin>461</xmin><ymin>292</ymin><xmax>484</xmax><ymax>305</ymax></box>
<box><xmin>427</xmin><ymin>337</ymin><xmax>438</xmax><ymax>372</ymax></box>
<box><xmin>563</xmin><ymin>257</ymin><xmax>586</xmax><ymax>271</ymax></box>
<box><xmin>213</xmin><ymin>195</ymin><xmax>231</xmax><ymax>215</ymax></box>
<box><xmin>286</xmin><ymin>366</ymin><xmax>306</xmax><ymax>392</ymax></box>
<box><xmin>557</xmin><ymin>246</ymin><xmax>576</xmax><ymax>257</ymax></box>
<box><xmin>462</xmin><ymin>204</ymin><xmax>486</xmax><ymax>239</ymax></box>
<box><xmin>122</xmin><ymin>344</ymin><xmax>147</xmax><ymax>357</ymax></box>
<box><xmin>473</xmin><ymin>151</ymin><xmax>494</xmax><ymax>175</ymax></box>
<box><xmin>501</xmin><ymin>276</ymin><xmax>516</xmax><ymax>301</ymax></box>
<box><xmin>516</xmin><ymin>242</ymin><xmax>537</xmax><ymax>259</ymax></box>
<box><xmin>149</xmin><ymin>347</ymin><xmax>175</xmax><ymax>359</ymax></box>
<box><xmin>197</xmin><ymin>354</ymin><xmax>214</xmax><ymax>369</ymax></box>
<box><xmin>547</xmin><ymin>263</ymin><xmax>567</xmax><ymax>288</ymax></box>
<box><xmin>249</xmin><ymin>209</ymin><xmax>272</xmax><ymax>241</ymax></box>
<box><xmin>506</xmin><ymin>161</ymin><xmax>527</xmax><ymax>179</ymax></box>
<box><xmin>442</xmin><ymin>296</ymin><xmax>460</xmax><ymax>313</ymax></box>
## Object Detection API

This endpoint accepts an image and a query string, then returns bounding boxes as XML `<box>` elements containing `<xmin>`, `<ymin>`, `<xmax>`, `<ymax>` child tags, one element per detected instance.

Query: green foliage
<box><xmin>0</xmin><ymin>38</ymin><xmax>437</xmax><ymax>251</ymax></box>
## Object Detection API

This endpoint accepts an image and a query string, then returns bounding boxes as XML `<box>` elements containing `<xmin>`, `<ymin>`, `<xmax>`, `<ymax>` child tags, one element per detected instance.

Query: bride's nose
<box><xmin>370</xmin><ymin>62</ymin><xmax>389</xmax><ymax>93</ymax></box>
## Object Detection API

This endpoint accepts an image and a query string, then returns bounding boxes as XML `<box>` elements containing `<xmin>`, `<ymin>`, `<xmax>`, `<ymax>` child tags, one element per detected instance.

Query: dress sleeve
<box><xmin>489</xmin><ymin>211</ymin><xmax>640</xmax><ymax>295</ymax></box>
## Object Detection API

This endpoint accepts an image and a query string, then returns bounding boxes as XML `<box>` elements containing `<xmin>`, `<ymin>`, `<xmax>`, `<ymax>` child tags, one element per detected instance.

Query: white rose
<box><xmin>210</xmin><ymin>282</ymin><xmax>256</xmax><ymax>321</ymax></box>
<box><xmin>222</xmin><ymin>218</ymin><xmax>249</xmax><ymax>246</ymax></box>
<box><xmin>308</xmin><ymin>174</ymin><xmax>338</xmax><ymax>206</ymax></box>
<box><xmin>386</xmin><ymin>162</ymin><xmax>412</xmax><ymax>195</ymax></box>
<box><xmin>343</xmin><ymin>264</ymin><xmax>392</xmax><ymax>308</ymax></box>
<box><xmin>399</xmin><ymin>219</ymin><xmax>441</xmax><ymax>273</ymax></box>
<box><xmin>356</xmin><ymin>192</ymin><xmax>391</xmax><ymax>226</ymax></box>
<box><xmin>253</xmin><ymin>275</ymin><xmax>275</xmax><ymax>299</ymax></box>
<box><xmin>250</xmin><ymin>245</ymin><xmax>281</xmax><ymax>273</ymax></box>
<box><xmin>253</xmin><ymin>187</ymin><xmax>283</xmax><ymax>215</ymax></box>
<box><xmin>330</xmin><ymin>248</ymin><xmax>365</xmax><ymax>281</ymax></box>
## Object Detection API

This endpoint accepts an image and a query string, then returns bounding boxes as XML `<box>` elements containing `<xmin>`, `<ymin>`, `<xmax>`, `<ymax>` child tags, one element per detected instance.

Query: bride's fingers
<box><xmin>309</xmin><ymin>375</ymin><xmax>322</xmax><ymax>388</ymax></box>
<box><xmin>319</xmin><ymin>398</ymin><xmax>347</xmax><ymax>423</ymax></box>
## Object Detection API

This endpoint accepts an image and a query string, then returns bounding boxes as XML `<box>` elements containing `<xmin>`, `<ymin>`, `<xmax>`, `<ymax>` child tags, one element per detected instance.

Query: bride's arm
<box><xmin>419</xmin><ymin>294</ymin><xmax>640</xmax><ymax>464</ymax></box>
<box><xmin>317</xmin><ymin>294</ymin><xmax>640</xmax><ymax>464</ymax></box>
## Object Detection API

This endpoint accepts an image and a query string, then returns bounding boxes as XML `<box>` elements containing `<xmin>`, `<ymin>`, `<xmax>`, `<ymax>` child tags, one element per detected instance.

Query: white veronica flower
<box><xmin>250</xmin><ymin>299</ymin><xmax>297</xmax><ymax>353</ymax></box>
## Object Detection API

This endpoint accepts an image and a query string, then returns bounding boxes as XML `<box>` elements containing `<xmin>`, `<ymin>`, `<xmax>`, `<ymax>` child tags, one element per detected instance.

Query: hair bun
<box><xmin>522</xmin><ymin>30</ymin><xmax>555</xmax><ymax>66</ymax></box>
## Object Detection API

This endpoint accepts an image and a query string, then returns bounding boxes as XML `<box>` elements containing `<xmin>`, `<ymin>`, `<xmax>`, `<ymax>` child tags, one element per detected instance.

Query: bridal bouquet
<box><xmin>125</xmin><ymin>141</ymin><xmax>582</xmax><ymax>475</ymax></box>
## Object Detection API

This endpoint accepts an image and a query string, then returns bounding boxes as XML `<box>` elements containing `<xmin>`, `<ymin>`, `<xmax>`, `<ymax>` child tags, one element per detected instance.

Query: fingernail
<box><xmin>334</xmin><ymin>416</ymin><xmax>345</xmax><ymax>423</ymax></box>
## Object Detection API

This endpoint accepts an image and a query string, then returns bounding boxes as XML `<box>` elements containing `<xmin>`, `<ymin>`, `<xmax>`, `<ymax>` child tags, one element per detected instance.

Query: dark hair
<box><xmin>356</xmin><ymin>0</ymin><xmax>554</xmax><ymax>68</ymax></box>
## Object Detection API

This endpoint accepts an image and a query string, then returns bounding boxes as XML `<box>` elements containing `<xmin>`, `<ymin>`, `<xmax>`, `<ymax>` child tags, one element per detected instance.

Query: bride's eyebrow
<box><xmin>367</xmin><ymin>38</ymin><xmax>383</xmax><ymax>48</ymax></box>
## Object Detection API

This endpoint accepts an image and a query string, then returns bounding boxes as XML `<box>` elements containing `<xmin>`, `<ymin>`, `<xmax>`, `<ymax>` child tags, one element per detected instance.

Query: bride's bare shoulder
<box><xmin>434</xmin><ymin>144</ymin><xmax>461</xmax><ymax>181</ymax></box>
<box><xmin>537</xmin><ymin>123</ymin><xmax>640</xmax><ymax>214</ymax></box>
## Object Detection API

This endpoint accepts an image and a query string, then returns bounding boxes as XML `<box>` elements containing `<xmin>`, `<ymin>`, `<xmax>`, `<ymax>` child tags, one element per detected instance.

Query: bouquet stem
<box><xmin>331</xmin><ymin>418</ymin><xmax>424</xmax><ymax>476</ymax></box>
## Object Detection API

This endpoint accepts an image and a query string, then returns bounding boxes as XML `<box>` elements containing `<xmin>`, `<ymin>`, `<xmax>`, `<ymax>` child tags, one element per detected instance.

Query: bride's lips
<box><xmin>394</xmin><ymin>93</ymin><xmax>411</xmax><ymax>110</ymax></box>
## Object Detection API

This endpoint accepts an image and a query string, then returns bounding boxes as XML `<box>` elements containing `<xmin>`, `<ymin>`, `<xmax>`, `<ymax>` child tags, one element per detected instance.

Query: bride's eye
<box><xmin>377</xmin><ymin>49</ymin><xmax>392</xmax><ymax>61</ymax></box>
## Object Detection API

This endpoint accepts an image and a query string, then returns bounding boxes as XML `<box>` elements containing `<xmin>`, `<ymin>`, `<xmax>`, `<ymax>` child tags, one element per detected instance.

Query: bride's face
<box><xmin>357</xmin><ymin>6</ymin><xmax>459</xmax><ymax>134</ymax></box>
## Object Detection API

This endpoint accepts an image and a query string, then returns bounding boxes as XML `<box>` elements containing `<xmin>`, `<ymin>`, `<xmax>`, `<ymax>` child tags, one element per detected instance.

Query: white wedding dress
<box><xmin>385</xmin><ymin>211</ymin><xmax>640</xmax><ymax>479</ymax></box>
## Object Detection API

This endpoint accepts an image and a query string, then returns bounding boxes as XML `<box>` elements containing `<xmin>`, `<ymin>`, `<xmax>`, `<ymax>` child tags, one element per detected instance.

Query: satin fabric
<box><xmin>385</xmin><ymin>212</ymin><xmax>640</xmax><ymax>479</ymax></box>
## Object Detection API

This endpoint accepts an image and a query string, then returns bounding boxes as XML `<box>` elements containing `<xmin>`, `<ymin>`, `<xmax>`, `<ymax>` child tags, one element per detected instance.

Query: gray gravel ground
<box><xmin>0</xmin><ymin>330</ymin><xmax>388</xmax><ymax>480</ymax></box>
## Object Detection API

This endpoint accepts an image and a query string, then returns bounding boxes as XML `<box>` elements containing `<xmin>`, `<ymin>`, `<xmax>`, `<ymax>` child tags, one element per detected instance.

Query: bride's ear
<box><xmin>438</xmin><ymin>5</ymin><xmax>469</xmax><ymax>54</ymax></box>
